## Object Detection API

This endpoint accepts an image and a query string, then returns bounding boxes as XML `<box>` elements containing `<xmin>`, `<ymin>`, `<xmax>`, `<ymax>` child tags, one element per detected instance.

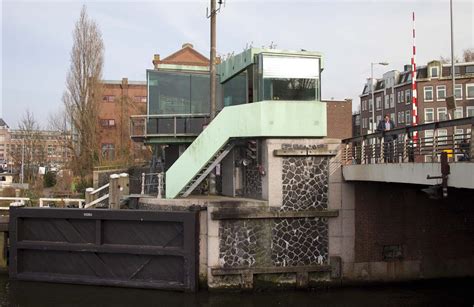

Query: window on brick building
<box><xmin>103</xmin><ymin>95</ymin><xmax>115</xmax><ymax>102</ymax></box>
<box><xmin>100</xmin><ymin>119</ymin><xmax>116</xmax><ymax>127</ymax></box>
<box><xmin>466</xmin><ymin>65</ymin><xmax>474</xmax><ymax>74</ymax></box>
<box><xmin>390</xmin><ymin>112</ymin><xmax>395</xmax><ymax>123</ymax></box>
<box><xmin>424</xmin><ymin>86</ymin><xmax>433</xmax><ymax>101</ymax></box>
<box><xmin>384</xmin><ymin>95</ymin><xmax>390</xmax><ymax>109</ymax></box>
<box><xmin>134</xmin><ymin>96</ymin><xmax>147</xmax><ymax>103</ymax></box>
<box><xmin>101</xmin><ymin>143</ymin><xmax>115</xmax><ymax>160</ymax></box>
<box><xmin>454</xmin><ymin>107</ymin><xmax>463</xmax><ymax>119</ymax></box>
<box><xmin>437</xmin><ymin>107</ymin><xmax>448</xmax><ymax>121</ymax></box>
<box><xmin>405</xmin><ymin>110</ymin><xmax>411</xmax><ymax>125</ymax></box>
<box><xmin>398</xmin><ymin>111</ymin><xmax>404</xmax><ymax>124</ymax></box>
<box><xmin>424</xmin><ymin>108</ymin><xmax>434</xmax><ymax>123</ymax></box>
<box><xmin>436</xmin><ymin>85</ymin><xmax>446</xmax><ymax>101</ymax></box>
<box><xmin>390</xmin><ymin>94</ymin><xmax>395</xmax><ymax>108</ymax></box>
<box><xmin>405</xmin><ymin>90</ymin><xmax>411</xmax><ymax>104</ymax></box>
<box><xmin>466</xmin><ymin>84</ymin><xmax>474</xmax><ymax>99</ymax></box>
<box><xmin>398</xmin><ymin>91</ymin><xmax>404</xmax><ymax>103</ymax></box>
<box><xmin>437</xmin><ymin>129</ymin><xmax>448</xmax><ymax>145</ymax></box>
<box><xmin>376</xmin><ymin>96</ymin><xmax>382</xmax><ymax>110</ymax></box>
<box><xmin>369</xmin><ymin>99</ymin><xmax>373</xmax><ymax>111</ymax></box>
<box><xmin>467</xmin><ymin>106</ymin><xmax>474</xmax><ymax>117</ymax></box>
<box><xmin>430</xmin><ymin>66</ymin><xmax>439</xmax><ymax>78</ymax></box>
<box><xmin>455</xmin><ymin>84</ymin><xmax>463</xmax><ymax>100</ymax></box>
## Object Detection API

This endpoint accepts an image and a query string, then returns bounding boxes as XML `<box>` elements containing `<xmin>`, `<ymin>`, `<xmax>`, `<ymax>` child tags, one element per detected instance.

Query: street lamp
<box><xmin>371</xmin><ymin>62</ymin><xmax>389</xmax><ymax>133</ymax></box>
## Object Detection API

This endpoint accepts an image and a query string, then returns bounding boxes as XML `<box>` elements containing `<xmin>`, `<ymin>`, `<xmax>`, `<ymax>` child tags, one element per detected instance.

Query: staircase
<box><xmin>165</xmin><ymin>100</ymin><xmax>327</xmax><ymax>198</ymax></box>
<box><xmin>179</xmin><ymin>141</ymin><xmax>235</xmax><ymax>197</ymax></box>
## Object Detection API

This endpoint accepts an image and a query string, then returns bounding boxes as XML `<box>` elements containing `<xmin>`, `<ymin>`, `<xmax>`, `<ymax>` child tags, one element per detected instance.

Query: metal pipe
<box><xmin>450</xmin><ymin>0</ymin><xmax>456</xmax><ymax>99</ymax></box>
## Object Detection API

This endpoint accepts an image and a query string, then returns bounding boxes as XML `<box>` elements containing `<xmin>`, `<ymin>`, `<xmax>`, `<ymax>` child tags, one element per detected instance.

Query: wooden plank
<box><xmin>212</xmin><ymin>209</ymin><xmax>339</xmax><ymax>220</ymax></box>
<box><xmin>211</xmin><ymin>265</ymin><xmax>332</xmax><ymax>276</ymax></box>
<box><xmin>16</xmin><ymin>241</ymin><xmax>186</xmax><ymax>256</ymax></box>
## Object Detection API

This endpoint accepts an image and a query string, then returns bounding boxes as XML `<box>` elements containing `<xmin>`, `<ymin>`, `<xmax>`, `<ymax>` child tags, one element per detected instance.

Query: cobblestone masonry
<box><xmin>281</xmin><ymin>144</ymin><xmax>329</xmax><ymax>212</ymax></box>
<box><xmin>219</xmin><ymin>220</ymin><xmax>260</xmax><ymax>267</ymax></box>
<box><xmin>243</xmin><ymin>166</ymin><xmax>262</xmax><ymax>199</ymax></box>
<box><xmin>272</xmin><ymin>217</ymin><xmax>328</xmax><ymax>266</ymax></box>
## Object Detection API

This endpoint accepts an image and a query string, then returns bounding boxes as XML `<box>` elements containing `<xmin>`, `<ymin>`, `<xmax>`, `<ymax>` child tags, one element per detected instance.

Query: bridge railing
<box><xmin>342</xmin><ymin>117</ymin><xmax>474</xmax><ymax>165</ymax></box>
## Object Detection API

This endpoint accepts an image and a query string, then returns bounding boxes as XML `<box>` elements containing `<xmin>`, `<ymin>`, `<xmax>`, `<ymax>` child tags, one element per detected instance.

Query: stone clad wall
<box><xmin>212</xmin><ymin>139</ymin><xmax>337</xmax><ymax>288</ymax></box>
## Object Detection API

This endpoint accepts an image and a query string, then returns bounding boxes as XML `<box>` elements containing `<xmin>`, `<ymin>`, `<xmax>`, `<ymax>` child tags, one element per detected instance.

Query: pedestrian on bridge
<box><xmin>377</xmin><ymin>114</ymin><xmax>397</xmax><ymax>162</ymax></box>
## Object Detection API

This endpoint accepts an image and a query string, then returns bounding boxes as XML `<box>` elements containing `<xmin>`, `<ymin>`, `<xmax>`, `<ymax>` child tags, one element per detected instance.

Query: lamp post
<box><xmin>371</xmin><ymin>62</ymin><xmax>389</xmax><ymax>133</ymax></box>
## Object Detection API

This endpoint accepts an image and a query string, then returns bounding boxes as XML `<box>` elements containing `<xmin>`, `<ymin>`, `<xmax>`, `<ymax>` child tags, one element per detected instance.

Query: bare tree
<box><xmin>463</xmin><ymin>48</ymin><xmax>474</xmax><ymax>62</ymax></box>
<box><xmin>9</xmin><ymin>110</ymin><xmax>45</xmax><ymax>183</ymax></box>
<box><xmin>62</xmin><ymin>5</ymin><xmax>104</xmax><ymax>178</ymax></box>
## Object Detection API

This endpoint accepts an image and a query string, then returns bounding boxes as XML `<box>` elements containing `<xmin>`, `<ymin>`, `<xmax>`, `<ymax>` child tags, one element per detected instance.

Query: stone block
<box><xmin>341</xmin><ymin>182</ymin><xmax>355</xmax><ymax>210</ymax></box>
<box><xmin>341</xmin><ymin>236</ymin><xmax>355</xmax><ymax>262</ymax></box>
<box><xmin>328</xmin><ymin>182</ymin><xmax>342</xmax><ymax>209</ymax></box>
<box><xmin>328</xmin><ymin>216</ymin><xmax>342</xmax><ymax>237</ymax></box>
<box><xmin>207</xmin><ymin>235</ymin><xmax>220</xmax><ymax>267</ymax></box>
<box><xmin>341</xmin><ymin>209</ymin><xmax>355</xmax><ymax>237</ymax></box>
<box><xmin>329</xmin><ymin>236</ymin><xmax>342</xmax><ymax>255</ymax></box>
<box><xmin>330</xmin><ymin>256</ymin><xmax>342</xmax><ymax>279</ymax></box>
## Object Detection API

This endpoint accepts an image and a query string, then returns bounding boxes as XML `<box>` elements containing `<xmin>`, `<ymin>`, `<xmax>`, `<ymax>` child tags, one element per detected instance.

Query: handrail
<box><xmin>90</xmin><ymin>183</ymin><xmax>109</xmax><ymax>196</ymax></box>
<box><xmin>344</xmin><ymin>116</ymin><xmax>474</xmax><ymax>144</ymax></box>
<box><xmin>39</xmin><ymin>198</ymin><xmax>85</xmax><ymax>208</ymax></box>
<box><xmin>130</xmin><ymin>113</ymin><xmax>210</xmax><ymax>119</ymax></box>
<box><xmin>84</xmin><ymin>194</ymin><xmax>109</xmax><ymax>209</ymax></box>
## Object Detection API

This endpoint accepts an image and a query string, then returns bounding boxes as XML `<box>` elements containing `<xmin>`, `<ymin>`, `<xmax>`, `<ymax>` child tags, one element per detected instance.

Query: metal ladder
<box><xmin>179</xmin><ymin>141</ymin><xmax>235</xmax><ymax>197</ymax></box>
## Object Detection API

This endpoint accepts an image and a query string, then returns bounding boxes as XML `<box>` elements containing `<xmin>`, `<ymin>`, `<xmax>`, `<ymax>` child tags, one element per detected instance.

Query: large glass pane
<box><xmin>190</xmin><ymin>74</ymin><xmax>210</xmax><ymax>114</ymax></box>
<box><xmin>263</xmin><ymin>78</ymin><xmax>317</xmax><ymax>101</ymax></box>
<box><xmin>222</xmin><ymin>72</ymin><xmax>247</xmax><ymax>107</ymax></box>
<box><xmin>148</xmin><ymin>71</ymin><xmax>191</xmax><ymax>114</ymax></box>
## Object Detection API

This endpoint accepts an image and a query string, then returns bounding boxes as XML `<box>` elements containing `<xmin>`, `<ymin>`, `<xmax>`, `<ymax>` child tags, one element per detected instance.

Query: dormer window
<box><xmin>430</xmin><ymin>66</ymin><xmax>439</xmax><ymax>78</ymax></box>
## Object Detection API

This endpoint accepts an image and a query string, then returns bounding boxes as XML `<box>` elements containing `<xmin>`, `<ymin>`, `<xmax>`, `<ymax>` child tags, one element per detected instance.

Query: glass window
<box><xmin>101</xmin><ymin>143</ymin><xmax>115</xmax><ymax>160</ymax></box>
<box><xmin>384</xmin><ymin>95</ymin><xmax>390</xmax><ymax>109</ymax></box>
<box><xmin>223</xmin><ymin>72</ymin><xmax>247</xmax><ymax>107</ymax></box>
<box><xmin>376</xmin><ymin>115</ymin><xmax>382</xmax><ymax>123</ymax></box>
<box><xmin>369</xmin><ymin>99</ymin><xmax>373</xmax><ymax>111</ymax></box>
<box><xmin>436</xmin><ymin>85</ymin><xmax>446</xmax><ymax>100</ymax></box>
<box><xmin>376</xmin><ymin>96</ymin><xmax>382</xmax><ymax>110</ymax></box>
<box><xmin>437</xmin><ymin>107</ymin><xmax>447</xmax><ymax>121</ymax></box>
<box><xmin>390</xmin><ymin>94</ymin><xmax>394</xmax><ymax>108</ymax></box>
<box><xmin>405</xmin><ymin>110</ymin><xmax>411</xmax><ymax>124</ymax></box>
<box><xmin>455</xmin><ymin>84</ymin><xmax>463</xmax><ymax>100</ymax></box>
<box><xmin>424</xmin><ymin>86</ymin><xmax>433</xmax><ymax>101</ymax></box>
<box><xmin>466</xmin><ymin>65</ymin><xmax>474</xmax><ymax>74</ymax></box>
<box><xmin>103</xmin><ymin>95</ymin><xmax>115</xmax><ymax>102</ymax></box>
<box><xmin>424</xmin><ymin>108</ymin><xmax>434</xmax><ymax>123</ymax></box>
<box><xmin>430</xmin><ymin>66</ymin><xmax>439</xmax><ymax>78</ymax></box>
<box><xmin>454</xmin><ymin>107</ymin><xmax>463</xmax><ymax>119</ymax></box>
<box><xmin>466</xmin><ymin>84</ymin><xmax>474</xmax><ymax>99</ymax></box>
<box><xmin>424</xmin><ymin>130</ymin><xmax>434</xmax><ymax>147</ymax></box>
<box><xmin>405</xmin><ymin>90</ymin><xmax>411</xmax><ymax>104</ymax></box>
<box><xmin>467</xmin><ymin>106</ymin><xmax>474</xmax><ymax>117</ymax></box>
<box><xmin>391</xmin><ymin>112</ymin><xmax>395</xmax><ymax>123</ymax></box>
<box><xmin>263</xmin><ymin>78</ymin><xmax>317</xmax><ymax>101</ymax></box>
<box><xmin>398</xmin><ymin>111</ymin><xmax>404</xmax><ymax>124</ymax></box>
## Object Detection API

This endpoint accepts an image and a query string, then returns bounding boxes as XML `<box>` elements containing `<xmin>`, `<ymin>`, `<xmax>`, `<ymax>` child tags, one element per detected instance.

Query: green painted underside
<box><xmin>165</xmin><ymin>100</ymin><xmax>327</xmax><ymax>198</ymax></box>
<box><xmin>145</xmin><ymin>137</ymin><xmax>196</xmax><ymax>145</ymax></box>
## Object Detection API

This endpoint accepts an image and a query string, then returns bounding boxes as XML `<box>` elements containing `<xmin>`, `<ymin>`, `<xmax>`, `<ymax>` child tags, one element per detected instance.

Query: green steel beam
<box><xmin>165</xmin><ymin>100</ymin><xmax>327</xmax><ymax>198</ymax></box>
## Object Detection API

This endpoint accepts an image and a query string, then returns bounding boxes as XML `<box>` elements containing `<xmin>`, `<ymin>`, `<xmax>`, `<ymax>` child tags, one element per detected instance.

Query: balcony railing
<box><xmin>130</xmin><ymin>113</ymin><xmax>210</xmax><ymax>140</ymax></box>
<box><xmin>342</xmin><ymin>117</ymin><xmax>474</xmax><ymax>165</ymax></box>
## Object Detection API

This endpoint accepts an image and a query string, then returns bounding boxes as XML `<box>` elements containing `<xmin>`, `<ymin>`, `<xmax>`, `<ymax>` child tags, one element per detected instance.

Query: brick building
<box><xmin>324</xmin><ymin>99</ymin><xmax>353</xmax><ymax>139</ymax></box>
<box><xmin>358</xmin><ymin>61</ymin><xmax>474</xmax><ymax>139</ymax></box>
<box><xmin>98</xmin><ymin>43</ymin><xmax>209</xmax><ymax>165</ymax></box>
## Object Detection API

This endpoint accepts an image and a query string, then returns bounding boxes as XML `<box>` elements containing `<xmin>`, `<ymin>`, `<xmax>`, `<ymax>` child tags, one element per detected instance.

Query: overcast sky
<box><xmin>1</xmin><ymin>0</ymin><xmax>473</xmax><ymax>128</ymax></box>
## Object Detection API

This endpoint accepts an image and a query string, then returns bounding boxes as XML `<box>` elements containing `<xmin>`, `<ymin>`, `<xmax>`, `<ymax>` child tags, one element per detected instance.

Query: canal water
<box><xmin>0</xmin><ymin>274</ymin><xmax>473</xmax><ymax>307</ymax></box>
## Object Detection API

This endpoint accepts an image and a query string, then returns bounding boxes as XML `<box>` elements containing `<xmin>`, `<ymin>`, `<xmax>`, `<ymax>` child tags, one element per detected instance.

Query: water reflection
<box><xmin>1</xmin><ymin>274</ymin><xmax>473</xmax><ymax>307</ymax></box>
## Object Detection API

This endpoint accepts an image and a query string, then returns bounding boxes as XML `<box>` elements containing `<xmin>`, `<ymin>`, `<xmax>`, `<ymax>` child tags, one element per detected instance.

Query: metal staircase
<box><xmin>179</xmin><ymin>141</ymin><xmax>235</xmax><ymax>197</ymax></box>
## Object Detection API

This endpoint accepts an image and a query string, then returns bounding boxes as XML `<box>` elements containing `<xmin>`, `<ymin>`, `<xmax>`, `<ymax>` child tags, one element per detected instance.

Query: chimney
<box><xmin>152</xmin><ymin>54</ymin><xmax>160</xmax><ymax>69</ymax></box>
<box><xmin>182</xmin><ymin>43</ymin><xmax>194</xmax><ymax>49</ymax></box>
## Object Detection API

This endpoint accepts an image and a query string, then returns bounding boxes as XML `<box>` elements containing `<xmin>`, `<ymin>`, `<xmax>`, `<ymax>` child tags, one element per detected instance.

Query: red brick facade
<box><xmin>324</xmin><ymin>99</ymin><xmax>353</xmax><ymax>140</ymax></box>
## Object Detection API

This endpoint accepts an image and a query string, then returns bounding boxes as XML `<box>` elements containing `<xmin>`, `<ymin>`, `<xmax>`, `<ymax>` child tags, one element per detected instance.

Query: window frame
<box><xmin>454</xmin><ymin>106</ymin><xmax>463</xmax><ymax>119</ymax></box>
<box><xmin>455</xmin><ymin>84</ymin><xmax>463</xmax><ymax>100</ymax></box>
<box><xmin>466</xmin><ymin>106</ymin><xmax>474</xmax><ymax>117</ymax></box>
<box><xmin>430</xmin><ymin>66</ymin><xmax>439</xmax><ymax>78</ymax></box>
<box><xmin>436</xmin><ymin>85</ymin><xmax>446</xmax><ymax>101</ymax></box>
<box><xmin>424</xmin><ymin>86</ymin><xmax>434</xmax><ymax>102</ymax></box>
<box><xmin>466</xmin><ymin>83</ymin><xmax>474</xmax><ymax>100</ymax></box>
<box><xmin>405</xmin><ymin>90</ymin><xmax>411</xmax><ymax>105</ymax></box>
<box><xmin>424</xmin><ymin>108</ymin><xmax>434</xmax><ymax>123</ymax></box>
<box><xmin>437</xmin><ymin>107</ymin><xmax>448</xmax><ymax>121</ymax></box>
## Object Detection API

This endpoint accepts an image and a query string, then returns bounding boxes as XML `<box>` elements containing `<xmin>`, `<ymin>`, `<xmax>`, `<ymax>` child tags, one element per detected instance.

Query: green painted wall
<box><xmin>165</xmin><ymin>100</ymin><xmax>327</xmax><ymax>198</ymax></box>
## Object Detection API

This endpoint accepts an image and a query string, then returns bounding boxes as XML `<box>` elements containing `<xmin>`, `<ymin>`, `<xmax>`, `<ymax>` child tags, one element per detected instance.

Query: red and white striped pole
<box><xmin>411</xmin><ymin>12</ymin><xmax>418</xmax><ymax>143</ymax></box>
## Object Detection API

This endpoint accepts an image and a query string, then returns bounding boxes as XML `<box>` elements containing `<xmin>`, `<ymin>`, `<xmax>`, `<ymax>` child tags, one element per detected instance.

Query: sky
<box><xmin>1</xmin><ymin>0</ymin><xmax>473</xmax><ymax>129</ymax></box>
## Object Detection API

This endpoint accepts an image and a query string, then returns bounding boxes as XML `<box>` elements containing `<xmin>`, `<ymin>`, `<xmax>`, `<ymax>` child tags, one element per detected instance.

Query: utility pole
<box><xmin>20</xmin><ymin>138</ymin><xmax>25</xmax><ymax>184</ymax></box>
<box><xmin>208</xmin><ymin>0</ymin><xmax>219</xmax><ymax>195</ymax></box>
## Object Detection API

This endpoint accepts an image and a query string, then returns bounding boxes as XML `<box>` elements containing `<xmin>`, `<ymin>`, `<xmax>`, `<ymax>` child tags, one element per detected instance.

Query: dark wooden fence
<box><xmin>9</xmin><ymin>207</ymin><xmax>199</xmax><ymax>292</ymax></box>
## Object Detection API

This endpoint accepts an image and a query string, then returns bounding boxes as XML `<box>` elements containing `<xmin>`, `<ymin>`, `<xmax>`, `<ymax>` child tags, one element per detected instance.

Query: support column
<box><xmin>109</xmin><ymin>174</ymin><xmax>120</xmax><ymax>210</ymax></box>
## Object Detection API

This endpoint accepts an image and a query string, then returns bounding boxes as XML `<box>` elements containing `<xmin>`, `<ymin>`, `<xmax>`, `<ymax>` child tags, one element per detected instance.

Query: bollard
<box><xmin>109</xmin><ymin>174</ymin><xmax>120</xmax><ymax>210</ymax></box>
<box><xmin>119</xmin><ymin>173</ymin><xmax>129</xmax><ymax>196</ymax></box>
<box><xmin>85</xmin><ymin>187</ymin><xmax>94</xmax><ymax>206</ymax></box>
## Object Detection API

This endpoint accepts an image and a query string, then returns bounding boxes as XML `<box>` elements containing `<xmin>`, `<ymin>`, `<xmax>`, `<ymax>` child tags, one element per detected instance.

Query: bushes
<box><xmin>44</xmin><ymin>171</ymin><xmax>57</xmax><ymax>188</ymax></box>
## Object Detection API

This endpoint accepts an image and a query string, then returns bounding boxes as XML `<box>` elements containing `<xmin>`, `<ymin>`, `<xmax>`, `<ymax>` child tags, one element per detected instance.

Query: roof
<box><xmin>217</xmin><ymin>48</ymin><xmax>324</xmax><ymax>83</ymax></box>
<box><xmin>0</xmin><ymin>119</ymin><xmax>8</xmax><ymax>128</ymax></box>
<box><xmin>160</xmin><ymin>44</ymin><xmax>209</xmax><ymax>67</ymax></box>
<box><xmin>102</xmin><ymin>80</ymin><xmax>146</xmax><ymax>85</ymax></box>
